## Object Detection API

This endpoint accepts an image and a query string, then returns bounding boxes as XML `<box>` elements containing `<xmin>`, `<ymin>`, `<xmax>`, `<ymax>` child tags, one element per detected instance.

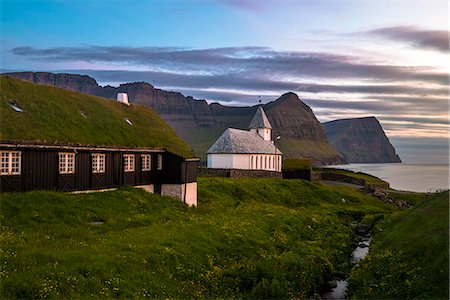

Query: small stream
<box><xmin>320</xmin><ymin>225</ymin><xmax>372</xmax><ymax>300</ymax></box>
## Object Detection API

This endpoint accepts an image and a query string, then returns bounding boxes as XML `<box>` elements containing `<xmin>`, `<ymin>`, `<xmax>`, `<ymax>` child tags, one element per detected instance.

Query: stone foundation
<box><xmin>136</xmin><ymin>184</ymin><xmax>154</xmax><ymax>193</ymax></box>
<box><xmin>282</xmin><ymin>169</ymin><xmax>312</xmax><ymax>180</ymax></box>
<box><xmin>199</xmin><ymin>167</ymin><xmax>282</xmax><ymax>179</ymax></box>
<box><xmin>162</xmin><ymin>183</ymin><xmax>197</xmax><ymax>206</ymax></box>
<box><xmin>319</xmin><ymin>172</ymin><xmax>366</xmax><ymax>186</ymax></box>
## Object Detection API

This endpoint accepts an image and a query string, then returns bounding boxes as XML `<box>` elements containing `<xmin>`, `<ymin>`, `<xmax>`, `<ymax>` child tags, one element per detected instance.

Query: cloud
<box><xmin>7</xmin><ymin>43</ymin><xmax>449</xmax><ymax>147</ymax></box>
<box><xmin>216</xmin><ymin>0</ymin><xmax>266</xmax><ymax>11</ymax></box>
<box><xmin>304</xmin><ymin>97</ymin><xmax>449</xmax><ymax>117</ymax></box>
<box><xmin>366</xmin><ymin>26</ymin><xmax>449</xmax><ymax>52</ymax></box>
<box><xmin>66</xmin><ymin>69</ymin><xmax>448</xmax><ymax>99</ymax></box>
<box><xmin>10</xmin><ymin>45</ymin><xmax>449</xmax><ymax>85</ymax></box>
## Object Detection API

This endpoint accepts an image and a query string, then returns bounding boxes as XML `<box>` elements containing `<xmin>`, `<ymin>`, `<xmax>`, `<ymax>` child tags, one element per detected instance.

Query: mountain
<box><xmin>4</xmin><ymin>71</ymin><xmax>345</xmax><ymax>164</ymax></box>
<box><xmin>323</xmin><ymin>117</ymin><xmax>401</xmax><ymax>163</ymax></box>
<box><xmin>0</xmin><ymin>75</ymin><xmax>193</xmax><ymax>157</ymax></box>
<box><xmin>210</xmin><ymin>93</ymin><xmax>345</xmax><ymax>165</ymax></box>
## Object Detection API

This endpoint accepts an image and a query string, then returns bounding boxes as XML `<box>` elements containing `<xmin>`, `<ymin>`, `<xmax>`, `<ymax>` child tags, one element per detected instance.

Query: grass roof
<box><xmin>0</xmin><ymin>76</ymin><xmax>194</xmax><ymax>157</ymax></box>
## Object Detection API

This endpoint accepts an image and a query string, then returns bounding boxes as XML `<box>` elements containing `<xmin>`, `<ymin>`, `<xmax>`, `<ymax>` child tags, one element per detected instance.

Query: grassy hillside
<box><xmin>283</xmin><ymin>158</ymin><xmax>312</xmax><ymax>170</ymax></box>
<box><xmin>317</xmin><ymin>168</ymin><xmax>390</xmax><ymax>188</ymax></box>
<box><xmin>0</xmin><ymin>76</ymin><xmax>193</xmax><ymax>157</ymax></box>
<box><xmin>348</xmin><ymin>191</ymin><xmax>449</xmax><ymax>299</ymax></box>
<box><xmin>277</xmin><ymin>138</ymin><xmax>343</xmax><ymax>164</ymax></box>
<box><xmin>1</xmin><ymin>178</ymin><xmax>395</xmax><ymax>299</ymax></box>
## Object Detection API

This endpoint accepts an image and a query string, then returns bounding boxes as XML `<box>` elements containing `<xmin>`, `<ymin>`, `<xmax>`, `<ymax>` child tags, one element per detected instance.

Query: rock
<box><xmin>358</xmin><ymin>242</ymin><xmax>370</xmax><ymax>248</ymax></box>
<box><xmin>373</xmin><ymin>188</ymin><xmax>388</xmax><ymax>198</ymax></box>
<box><xmin>327</xmin><ymin>280</ymin><xmax>338</xmax><ymax>289</ymax></box>
<box><xmin>324</xmin><ymin>116</ymin><xmax>401</xmax><ymax>163</ymax></box>
<box><xmin>360</xmin><ymin>236</ymin><xmax>371</xmax><ymax>242</ymax></box>
<box><xmin>308</xmin><ymin>292</ymin><xmax>322</xmax><ymax>300</ymax></box>
<box><xmin>355</xmin><ymin>223</ymin><xmax>370</xmax><ymax>235</ymax></box>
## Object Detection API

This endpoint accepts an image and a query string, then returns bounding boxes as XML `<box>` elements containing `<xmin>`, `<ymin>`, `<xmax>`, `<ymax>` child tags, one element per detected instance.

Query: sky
<box><xmin>1</xmin><ymin>0</ymin><xmax>449</xmax><ymax>164</ymax></box>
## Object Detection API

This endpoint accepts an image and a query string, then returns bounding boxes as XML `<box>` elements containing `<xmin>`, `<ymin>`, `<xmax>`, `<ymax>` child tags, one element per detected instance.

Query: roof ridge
<box><xmin>248</xmin><ymin>107</ymin><xmax>272</xmax><ymax>129</ymax></box>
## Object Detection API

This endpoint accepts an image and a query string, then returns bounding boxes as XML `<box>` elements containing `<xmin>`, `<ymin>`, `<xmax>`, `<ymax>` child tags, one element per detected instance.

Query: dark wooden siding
<box><xmin>112</xmin><ymin>152</ymin><xmax>122</xmax><ymax>187</ymax></box>
<box><xmin>0</xmin><ymin>176</ymin><xmax>23</xmax><ymax>192</ymax></box>
<box><xmin>76</xmin><ymin>152</ymin><xmax>90</xmax><ymax>190</ymax></box>
<box><xmin>163</xmin><ymin>152</ymin><xmax>198</xmax><ymax>184</ymax></box>
<box><xmin>23</xmin><ymin>150</ymin><xmax>57</xmax><ymax>191</ymax></box>
<box><xmin>181</xmin><ymin>161</ymin><xmax>198</xmax><ymax>183</ymax></box>
<box><xmin>152</xmin><ymin>154</ymin><xmax>163</xmax><ymax>185</ymax></box>
<box><xmin>163</xmin><ymin>152</ymin><xmax>182</xmax><ymax>183</ymax></box>
<box><xmin>0</xmin><ymin>146</ymin><xmax>197</xmax><ymax>193</ymax></box>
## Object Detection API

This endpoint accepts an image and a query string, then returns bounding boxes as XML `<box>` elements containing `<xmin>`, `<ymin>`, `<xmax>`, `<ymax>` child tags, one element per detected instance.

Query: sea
<box><xmin>323</xmin><ymin>163</ymin><xmax>449</xmax><ymax>193</ymax></box>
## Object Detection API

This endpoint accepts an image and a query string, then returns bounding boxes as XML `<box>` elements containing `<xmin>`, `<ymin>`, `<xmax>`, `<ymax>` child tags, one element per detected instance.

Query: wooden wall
<box><xmin>0</xmin><ymin>147</ymin><xmax>197</xmax><ymax>193</ymax></box>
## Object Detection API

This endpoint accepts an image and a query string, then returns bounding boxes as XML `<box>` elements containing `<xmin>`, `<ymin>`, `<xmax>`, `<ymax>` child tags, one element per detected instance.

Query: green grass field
<box><xmin>0</xmin><ymin>76</ymin><xmax>192</xmax><ymax>157</ymax></box>
<box><xmin>348</xmin><ymin>191</ymin><xmax>449</xmax><ymax>299</ymax></box>
<box><xmin>1</xmin><ymin>178</ymin><xmax>397</xmax><ymax>299</ymax></box>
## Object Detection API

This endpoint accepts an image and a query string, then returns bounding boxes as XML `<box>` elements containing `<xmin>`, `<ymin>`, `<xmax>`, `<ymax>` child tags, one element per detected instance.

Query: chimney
<box><xmin>116</xmin><ymin>93</ymin><xmax>130</xmax><ymax>105</ymax></box>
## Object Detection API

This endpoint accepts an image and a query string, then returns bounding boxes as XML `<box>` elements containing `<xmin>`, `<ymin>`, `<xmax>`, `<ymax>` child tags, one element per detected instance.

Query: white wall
<box><xmin>183</xmin><ymin>182</ymin><xmax>197</xmax><ymax>206</ymax></box>
<box><xmin>250</xmin><ymin>128</ymin><xmax>271</xmax><ymax>141</ymax></box>
<box><xmin>161</xmin><ymin>183</ymin><xmax>197</xmax><ymax>206</ymax></box>
<box><xmin>207</xmin><ymin>153</ymin><xmax>234</xmax><ymax>169</ymax></box>
<box><xmin>208</xmin><ymin>153</ymin><xmax>282</xmax><ymax>171</ymax></box>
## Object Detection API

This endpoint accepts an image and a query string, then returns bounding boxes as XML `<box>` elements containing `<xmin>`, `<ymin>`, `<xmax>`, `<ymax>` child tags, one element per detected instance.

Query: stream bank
<box><xmin>320</xmin><ymin>223</ymin><xmax>372</xmax><ymax>300</ymax></box>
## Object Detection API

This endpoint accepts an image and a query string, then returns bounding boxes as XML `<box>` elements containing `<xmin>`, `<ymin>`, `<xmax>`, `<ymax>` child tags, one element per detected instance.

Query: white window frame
<box><xmin>1</xmin><ymin>151</ymin><xmax>22</xmax><ymax>175</ymax></box>
<box><xmin>157</xmin><ymin>154</ymin><xmax>163</xmax><ymax>170</ymax></box>
<box><xmin>92</xmin><ymin>153</ymin><xmax>106</xmax><ymax>173</ymax></box>
<box><xmin>124</xmin><ymin>154</ymin><xmax>135</xmax><ymax>172</ymax></box>
<box><xmin>141</xmin><ymin>154</ymin><xmax>151</xmax><ymax>171</ymax></box>
<box><xmin>59</xmin><ymin>152</ymin><xmax>75</xmax><ymax>174</ymax></box>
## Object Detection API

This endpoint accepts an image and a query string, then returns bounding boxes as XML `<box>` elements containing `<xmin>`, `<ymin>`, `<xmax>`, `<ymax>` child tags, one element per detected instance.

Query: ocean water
<box><xmin>324</xmin><ymin>163</ymin><xmax>449</xmax><ymax>193</ymax></box>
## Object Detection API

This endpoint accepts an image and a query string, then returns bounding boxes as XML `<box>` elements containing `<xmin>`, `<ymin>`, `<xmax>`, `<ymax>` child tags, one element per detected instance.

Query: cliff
<box><xmin>5</xmin><ymin>71</ymin><xmax>345</xmax><ymax>164</ymax></box>
<box><xmin>324</xmin><ymin>117</ymin><xmax>402</xmax><ymax>163</ymax></box>
<box><xmin>270</xmin><ymin>94</ymin><xmax>345</xmax><ymax>164</ymax></box>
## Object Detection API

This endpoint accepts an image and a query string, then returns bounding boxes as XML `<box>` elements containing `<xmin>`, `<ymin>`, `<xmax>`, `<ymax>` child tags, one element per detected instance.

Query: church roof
<box><xmin>207</xmin><ymin>128</ymin><xmax>282</xmax><ymax>154</ymax></box>
<box><xmin>249</xmin><ymin>106</ymin><xmax>272</xmax><ymax>129</ymax></box>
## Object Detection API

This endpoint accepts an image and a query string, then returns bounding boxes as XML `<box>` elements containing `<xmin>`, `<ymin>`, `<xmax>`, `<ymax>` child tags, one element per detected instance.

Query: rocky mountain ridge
<box><xmin>324</xmin><ymin>117</ymin><xmax>401</xmax><ymax>163</ymax></box>
<box><xmin>4</xmin><ymin>71</ymin><xmax>400</xmax><ymax>164</ymax></box>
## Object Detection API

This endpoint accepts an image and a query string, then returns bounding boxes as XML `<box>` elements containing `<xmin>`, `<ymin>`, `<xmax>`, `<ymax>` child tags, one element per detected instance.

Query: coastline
<box><xmin>323</xmin><ymin>163</ymin><xmax>449</xmax><ymax>193</ymax></box>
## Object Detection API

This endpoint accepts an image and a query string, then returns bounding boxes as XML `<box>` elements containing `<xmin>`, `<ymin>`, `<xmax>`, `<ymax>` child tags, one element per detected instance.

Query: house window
<box><xmin>124</xmin><ymin>154</ymin><xmax>135</xmax><ymax>172</ymax></box>
<box><xmin>157</xmin><ymin>154</ymin><xmax>163</xmax><ymax>170</ymax></box>
<box><xmin>92</xmin><ymin>154</ymin><xmax>105</xmax><ymax>173</ymax></box>
<box><xmin>1</xmin><ymin>151</ymin><xmax>21</xmax><ymax>175</ymax></box>
<box><xmin>59</xmin><ymin>152</ymin><xmax>75</xmax><ymax>174</ymax></box>
<box><xmin>141</xmin><ymin>154</ymin><xmax>151</xmax><ymax>171</ymax></box>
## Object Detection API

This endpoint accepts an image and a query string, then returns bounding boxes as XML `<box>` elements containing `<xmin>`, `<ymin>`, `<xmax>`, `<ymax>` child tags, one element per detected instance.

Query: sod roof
<box><xmin>0</xmin><ymin>76</ymin><xmax>194</xmax><ymax>158</ymax></box>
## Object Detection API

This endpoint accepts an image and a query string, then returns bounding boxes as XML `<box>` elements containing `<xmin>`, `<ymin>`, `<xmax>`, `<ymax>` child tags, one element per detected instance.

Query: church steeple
<box><xmin>249</xmin><ymin>107</ymin><xmax>272</xmax><ymax>141</ymax></box>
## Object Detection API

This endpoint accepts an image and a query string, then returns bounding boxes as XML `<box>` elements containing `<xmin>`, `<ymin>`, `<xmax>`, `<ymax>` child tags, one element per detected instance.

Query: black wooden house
<box><xmin>0</xmin><ymin>142</ymin><xmax>199</xmax><ymax>205</ymax></box>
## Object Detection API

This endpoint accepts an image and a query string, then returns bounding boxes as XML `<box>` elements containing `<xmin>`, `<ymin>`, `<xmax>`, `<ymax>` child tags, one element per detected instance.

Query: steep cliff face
<box><xmin>5</xmin><ymin>71</ymin><xmax>345</xmax><ymax>164</ymax></box>
<box><xmin>265</xmin><ymin>92</ymin><xmax>328</xmax><ymax>141</ymax></box>
<box><xmin>324</xmin><ymin>117</ymin><xmax>402</xmax><ymax>163</ymax></box>
<box><xmin>5</xmin><ymin>71</ymin><xmax>100</xmax><ymax>94</ymax></box>
<box><xmin>266</xmin><ymin>93</ymin><xmax>344</xmax><ymax>164</ymax></box>
<box><xmin>210</xmin><ymin>93</ymin><xmax>345</xmax><ymax>164</ymax></box>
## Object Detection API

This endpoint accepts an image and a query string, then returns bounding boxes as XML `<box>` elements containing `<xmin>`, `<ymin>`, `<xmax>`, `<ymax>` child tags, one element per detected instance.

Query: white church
<box><xmin>207</xmin><ymin>107</ymin><xmax>282</xmax><ymax>172</ymax></box>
